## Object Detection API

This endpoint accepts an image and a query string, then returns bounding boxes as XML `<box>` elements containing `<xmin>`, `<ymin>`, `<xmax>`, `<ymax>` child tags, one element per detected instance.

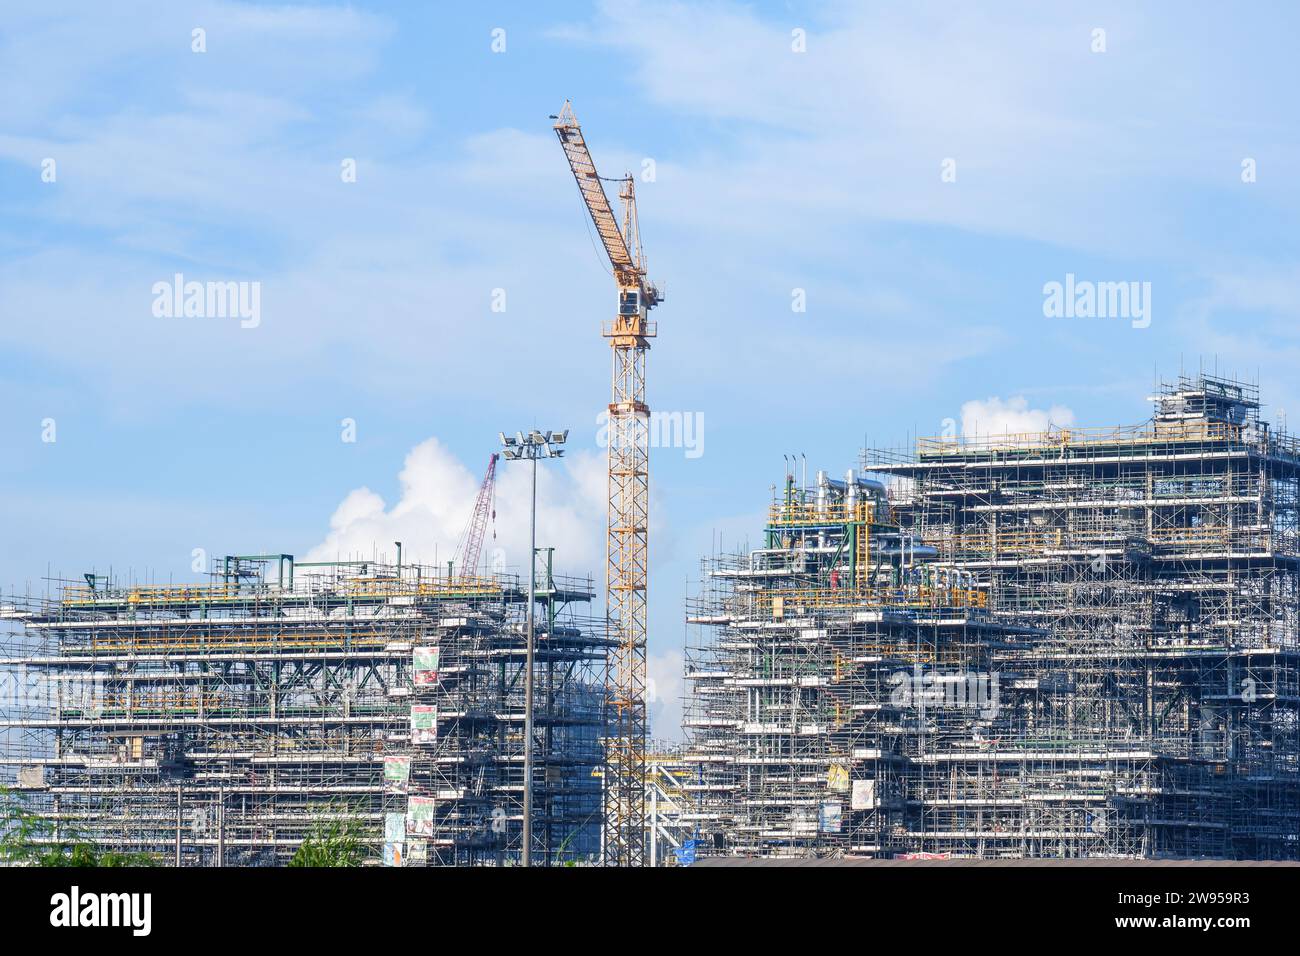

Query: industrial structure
<box><xmin>684</xmin><ymin>373</ymin><xmax>1300</xmax><ymax>859</ymax></box>
<box><xmin>0</xmin><ymin>554</ymin><xmax>611</xmax><ymax>865</ymax></box>
<box><xmin>554</xmin><ymin>100</ymin><xmax>661</xmax><ymax>865</ymax></box>
<box><xmin>5</xmin><ymin>371</ymin><xmax>1299</xmax><ymax>863</ymax></box>
<box><xmin>0</xmin><ymin>103</ymin><xmax>671</xmax><ymax>869</ymax></box>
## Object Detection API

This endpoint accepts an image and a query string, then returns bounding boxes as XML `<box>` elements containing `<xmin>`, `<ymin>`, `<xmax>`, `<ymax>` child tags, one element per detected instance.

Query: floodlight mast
<box><xmin>498</xmin><ymin>428</ymin><xmax>565</xmax><ymax>866</ymax></box>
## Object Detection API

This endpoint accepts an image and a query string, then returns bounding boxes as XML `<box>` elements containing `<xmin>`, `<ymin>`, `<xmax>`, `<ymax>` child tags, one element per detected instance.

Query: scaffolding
<box><xmin>0</xmin><ymin>553</ymin><xmax>612</xmax><ymax>865</ymax></box>
<box><xmin>683</xmin><ymin>373</ymin><xmax>1300</xmax><ymax>859</ymax></box>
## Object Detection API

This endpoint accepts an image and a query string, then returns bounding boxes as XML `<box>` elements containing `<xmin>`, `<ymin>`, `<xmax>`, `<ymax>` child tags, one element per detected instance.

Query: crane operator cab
<box><xmin>619</xmin><ymin>290</ymin><xmax>642</xmax><ymax>316</ymax></box>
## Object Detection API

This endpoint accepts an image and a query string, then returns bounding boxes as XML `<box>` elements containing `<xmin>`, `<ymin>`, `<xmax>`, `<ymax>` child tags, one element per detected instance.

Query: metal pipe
<box><xmin>650</xmin><ymin>786</ymin><xmax>658</xmax><ymax>867</ymax></box>
<box><xmin>175</xmin><ymin>786</ymin><xmax>182</xmax><ymax>866</ymax></box>
<box><xmin>524</xmin><ymin>454</ymin><xmax>537</xmax><ymax>867</ymax></box>
<box><xmin>217</xmin><ymin>785</ymin><xmax>225</xmax><ymax>867</ymax></box>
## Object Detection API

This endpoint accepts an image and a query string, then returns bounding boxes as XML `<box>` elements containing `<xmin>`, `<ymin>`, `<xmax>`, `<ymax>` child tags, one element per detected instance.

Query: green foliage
<box><xmin>39</xmin><ymin>842</ymin><xmax>155</xmax><ymax>867</ymax></box>
<box><xmin>0</xmin><ymin>785</ymin><xmax>50</xmax><ymax>866</ymax></box>
<box><xmin>1</xmin><ymin>786</ymin><xmax>156</xmax><ymax>867</ymax></box>
<box><xmin>288</xmin><ymin>812</ymin><xmax>366</xmax><ymax>868</ymax></box>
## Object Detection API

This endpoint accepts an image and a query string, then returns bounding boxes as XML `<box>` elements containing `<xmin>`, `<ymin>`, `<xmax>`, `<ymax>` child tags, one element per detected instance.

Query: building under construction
<box><xmin>0</xmin><ymin>554</ymin><xmax>611</xmax><ymax>865</ymax></box>
<box><xmin>684</xmin><ymin>373</ymin><xmax>1300</xmax><ymax>859</ymax></box>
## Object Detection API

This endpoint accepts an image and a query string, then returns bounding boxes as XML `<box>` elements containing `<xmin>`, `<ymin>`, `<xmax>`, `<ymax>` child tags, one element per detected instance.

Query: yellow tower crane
<box><xmin>553</xmin><ymin>100</ymin><xmax>660</xmax><ymax>866</ymax></box>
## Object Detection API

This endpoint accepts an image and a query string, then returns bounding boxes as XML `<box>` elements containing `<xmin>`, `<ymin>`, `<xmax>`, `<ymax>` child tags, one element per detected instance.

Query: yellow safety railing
<box><xmin>62</xmin><ymin>583</ymin><xmax>244</xmax><ymax>606</ymax></box>
<box><xmin>930</xmin><ymin>525</ymin><xmax>1287</xmax><ymax>555</ymax></box>
<box><xmin>81</xmin><ymin>629</ymin><xmax>397</xmax><ymax>655</ymax></box>
<box><xmin>193</xmin><ymin>736</ymin><xmax>385</xmax><ymax>755</ymax></box>
<box><xmin>763</xmin><ymin>586</ymin><xmax>986</xmax><ymax>614</ymax></box>
<box><xmin>96</xmin><ymin>691</ymin><xmax>226</xmax><ymax>713</ymax></box>
<box><xmin>917</xmin><ymin>419</ymin><xmax>1244</xmax><ymax>456</ymax></box>
<box><xmin>1147</xmin><ymin>526</ymin><xmax>1283</xmax><ymax>550</ymax></box>
<box><xmin>62</xmin><ymin>577</ymin><xmax>504</xmax><ymax>607</ymax></box>
<box><xmin>345</xmin><ymin>576</ymin><xmax>502</xmax><ymax>599</ymax></box>
<box><xmin>941</xmin><ymin>528</ymin><xmax>1073</xmax><ymax>554</ymax></box>
<box><xmin>769</xmin><ymin>500</ymin><xmax>874</xmax><ymax>527</ymax></box>
<box><xmin>833</xmin><ymin>645</ymin><xmax>935</xmax><ymax>677</ymax></box>
<box><xmin>856</xmin><ymin>516</ymin><xmax>871</xmax><ymax>589</ymax></box>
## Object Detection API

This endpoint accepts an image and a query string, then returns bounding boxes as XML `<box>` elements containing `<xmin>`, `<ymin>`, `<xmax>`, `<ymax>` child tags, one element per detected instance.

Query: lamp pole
<box><xmin>525</xmin><ymin>450</ymin><xmax>537</xmax><ymax>866</ymax></box>
<box><xmin>499</xmin><ymin>428</ymin><xmax>567</xmax><ymax>866</ymax></box>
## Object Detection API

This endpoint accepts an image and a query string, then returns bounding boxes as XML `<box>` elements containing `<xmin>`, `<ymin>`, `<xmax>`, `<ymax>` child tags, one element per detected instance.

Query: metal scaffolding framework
<box><xmin>0</xmin><ymin>554</ymin><xmax>612</xmax><ymax>865</ymax></box>
<box><xmin>683</xmin><ymin>373</ymin><xmax>1300</xmax><ymax>859</ymax></box>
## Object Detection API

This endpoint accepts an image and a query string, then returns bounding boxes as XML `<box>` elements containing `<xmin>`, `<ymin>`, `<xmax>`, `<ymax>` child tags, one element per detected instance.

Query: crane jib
<box><xmin>553</xmin><ymin>106</ymin><xmax>653</xmax><ymax>292</ymax></box>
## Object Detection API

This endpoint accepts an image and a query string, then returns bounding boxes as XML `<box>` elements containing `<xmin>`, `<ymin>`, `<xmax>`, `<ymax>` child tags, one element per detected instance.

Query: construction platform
<box><xmin>1</xmin><ymin>554</ymin><xmax>612</xmax><ymax>865</ymax></box>
<box><xmin>680</xmin><ymin>373</ymin><xmax>1300</xmax><ymax>860</ymax></box>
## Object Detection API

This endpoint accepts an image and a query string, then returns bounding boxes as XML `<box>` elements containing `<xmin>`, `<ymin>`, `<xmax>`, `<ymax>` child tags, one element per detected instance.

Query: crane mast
<box><xmin>553</xmin><ymin>101</ymin><xmax>659</xmax><ymax>866</ymax></box>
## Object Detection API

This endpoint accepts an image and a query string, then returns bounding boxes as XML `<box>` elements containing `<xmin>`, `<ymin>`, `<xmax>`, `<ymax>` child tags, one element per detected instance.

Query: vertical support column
<box><xmin>603</xmin><ymin>316</ymin><xmax>650</xmax><ymax>866</ymax></box>
<box><xmin>217</xmin><ymin>784</ymin><xmax>225</xmax><ymax>867</ymax></box>
<box><xmin>175</xmin><ymin>786</ymin><xmax>182</xmax><ymax>866</ymax></box>
<box><xmin>523</xmin><ymin>455</ymin><xmax>537</xmax><ymax>866</ymax></box>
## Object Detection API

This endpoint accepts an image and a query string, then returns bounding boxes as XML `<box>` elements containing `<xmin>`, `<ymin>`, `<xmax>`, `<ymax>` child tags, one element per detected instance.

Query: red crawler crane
<box><xmin>453</xmin><ymin>453</ymin><xmax>498</xmax><ymax>579</ymax></box>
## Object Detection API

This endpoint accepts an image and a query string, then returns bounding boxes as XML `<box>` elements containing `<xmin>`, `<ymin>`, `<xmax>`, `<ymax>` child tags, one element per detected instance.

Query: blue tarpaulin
<box><xmin>675</xmin><ymin>839</ymin><xmax>699</xmax><ymax>865</ymax></box>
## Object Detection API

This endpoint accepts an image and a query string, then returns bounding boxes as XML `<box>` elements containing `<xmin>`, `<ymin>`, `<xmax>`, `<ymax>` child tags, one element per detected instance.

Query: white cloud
<box><xmin>648</xmin><ymin>648</ymin><xmax>685</xmax><ymax>743</ymax></box>
<box><xmin>960</xmin><ymin>396</ymin><xmax>1074</xmax><ymax>438</ymax></box>
<box><xmin>305</xmin><ymin>436</ymin><xmax>691</xmax><ymax>739</ymax></box>
<box><xmin>305</xmin><ymin>436</ymin><xmax>604</xmax><ymax>577</ymax></box>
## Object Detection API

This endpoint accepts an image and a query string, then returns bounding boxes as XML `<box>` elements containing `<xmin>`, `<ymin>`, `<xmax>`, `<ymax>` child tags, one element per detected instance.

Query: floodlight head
<box><xmin>529</xmin><ymin>430</ymin><xmax>545</xmax><ymax>445</ymax></box>
<box><xmin>499</xmin><ymin>432</ymin><xmax>512</xmax><ymax>447</ymax></box>
<box><xmin>552</xmin><ymin>430</ymin><xmax>568</xmax><ymax>444</ymax></box>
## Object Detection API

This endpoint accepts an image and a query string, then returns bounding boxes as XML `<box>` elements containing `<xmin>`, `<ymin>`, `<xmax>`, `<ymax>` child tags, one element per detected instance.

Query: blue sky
<box><xmin>3</xmin><ymin>1</ymin><xmax>1300</xmax><ymax>736</ymax></box>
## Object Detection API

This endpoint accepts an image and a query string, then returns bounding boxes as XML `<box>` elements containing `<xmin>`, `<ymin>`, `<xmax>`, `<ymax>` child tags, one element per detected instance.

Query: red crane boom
<box><xmin>454</xmin><ymin>453</ymin><xmax>498</xmax><ymax>579</ymax></box>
